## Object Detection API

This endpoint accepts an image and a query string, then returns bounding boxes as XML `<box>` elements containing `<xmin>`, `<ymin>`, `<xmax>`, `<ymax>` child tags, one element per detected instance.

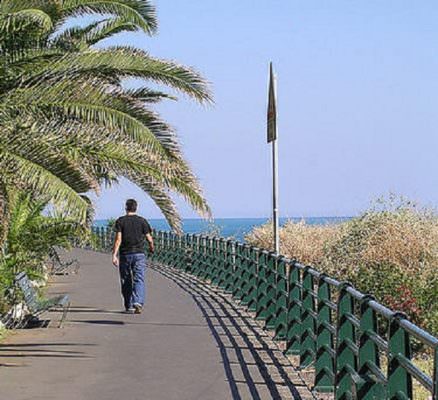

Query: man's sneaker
<box><xmin>124</xmin><ymin>308</ymin><xmax>135</xmax><ymax>314</ymax></box>
<box><xmin>133</xmin><ymin>304</ymin><xmax>143</xmax><ymax>314</ymax></box>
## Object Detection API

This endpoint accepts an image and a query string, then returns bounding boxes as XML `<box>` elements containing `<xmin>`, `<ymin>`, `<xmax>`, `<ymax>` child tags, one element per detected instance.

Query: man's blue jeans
<box><xmin>119</xmin><ymin>253</ymin><xmax>146</xmax><ymax>309</ymax></box>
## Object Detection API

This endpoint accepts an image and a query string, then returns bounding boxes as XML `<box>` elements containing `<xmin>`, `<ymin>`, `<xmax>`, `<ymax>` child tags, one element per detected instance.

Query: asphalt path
<box><xmin>0</xmin><ymin>249</ymin><xmax>231</xmax><ymax>400</ymax></box>
<box><xmin>0</xmin><ymin>249</ymin><xmax>315</xmax><ymax>400</ymax></box>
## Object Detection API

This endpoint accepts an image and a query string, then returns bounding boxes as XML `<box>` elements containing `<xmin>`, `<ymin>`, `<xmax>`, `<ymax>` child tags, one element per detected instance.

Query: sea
<box><xmin>94</xmin><ymin>217</ymin><xmax>350</xmax><ymax>242</ymax></box>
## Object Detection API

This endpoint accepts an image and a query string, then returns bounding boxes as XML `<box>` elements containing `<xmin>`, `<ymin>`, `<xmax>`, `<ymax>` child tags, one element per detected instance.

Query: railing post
<box><xmin>183</xmin><ymin>234</ymin><xmax>191</xmax><ymax>272</ymax></box>
<box><xmin>357</xmin><ymin>295</ymin><xmax>385</xmax><ymax>400</ymax></box>
<box><xmin>172</xmin><ymin>233</ymin><xmax>178</xmax><ymax>268</ymax></box>
<box><xmin>169</xmin><ymin>232</ymin><xmax>176</xmax><ymax>268</ymax></box>
<box><xmin>175</xmin><ymin>233</ymin><xmax>181</xmax><ymax>268</ymax></box>
<box><xmin>210</xmin><ymin>238</ymin><xmax>220</xmax><ymax>286</ymax></box>
<box><xmin>156</xmin><ymin>231</ymin><xmax>163</xmax><ymax>263</ymax></box>
<box><xmin>387</xmin><ymin>313</ymin><xmax>413</xmax><ymax>400</ymax></box>
<box><xmin>240</xmin><ymin>244</ymin><xmax>252</xmax><ymax>307</ymax></box>
<box><xmin>223</xmin><ymin>240</ymin><xmax>234</xmax><ymax>293</ymax></box>
<box><xmin>335</xmin><ymin>283</ymin><xmax>358</xmax><ymax>400</ymax></box>
<box><xmin>314</xmin><ymin>274</ymin><xmax>335</xmax><ymax>393</ymax></box>
<box><xmin>274</xmin><ymin>256</ymin><xmax>288</xmax><ymax>341</ymax></box>
<box><xmin>216</xmin><ymin>238</ymin><xmax>227</xmax><ymax>289</ymax></box>
<box><xmin>165</xmin><ymin>231</ymin><xmax>171</xmax><ymax>266</ymax></box>
<box><xmin>198</xmin><ymin>235</ymin><xmax>208</xmax><ymax>279</ymax></box>
<box><xmin>245</xmin><ymin>247</ymin><xmax>259</xmax><ymax>313</ymax></box>
<box><xmin>256</xmin><ymin>250</ymin><xmax>268</xmax><ymax>321</ymax></box>
<box><xmin>194</xmin><ymin>234</ymin><xmax>199</xmax><ymax>270</ymax></box>
<box><xmin>208</xmin><ymin>236</ymin><xmax>215</xmax><ymax>282</ymax></box>
<box><xmin>101</xmin><ymin>227</ymin><xmax>106</xmax><ymax>250</ymax></box>
<box><xmin>149</xmin><ymin>230</ymin><xmax>156</xmax><ymax>262</ymax></box>
<box><xmin>300</xmin><ymin>267</ymin><xmax>316</xmax><ymax>368</ymax></box>
<box><xmin>256</xmin><ymin>252</ymin><xmax>277</xmax><ymax>330</ymax></box>
<box><xmin>285</xmin><ymin>261</ymin><xmax>301</xmax><ymax>356</ymax></box>
<box><xmin>265</xmin><ymin>253</ymin><xmax>278</xmax><ymax>331</ymax></box>
<box><xmin>175</xmin><ymin>234</ymin><xmax>182</xmax><ymax>269</ymax></box>
<box><xmin>109</xmin><ymin>227</ymin><xmax>114</xmax><ymax>249</ymax></box>
<box><xmin>230</xmin><ymin>240</ymin><xmax>237</xmax><ymax>293</ymax></box>
<box><xmin>191</xmin><ymin>235</ymin><xmax>202</xmax><ymax>276</ymax></box>
<box><xmin>164</xmin><ymin>232</ymin><xmax>170</xmax><ymax>265</ymax></box>
<box><xmin>100</xmin><ymin>227</ymin><xmax>106</xmax><ymax>250</ymax></box>
<box><xmin>232</xmin><ymin>243</ymin><xmax>244</xmax><ymax>301</ymax></box>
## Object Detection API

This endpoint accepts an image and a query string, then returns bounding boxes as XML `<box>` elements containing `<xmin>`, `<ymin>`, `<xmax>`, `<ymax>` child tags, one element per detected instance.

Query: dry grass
<box><xmin>378</xmin><ymin>354</ymin><xmax>434</xmax><ymax>400</ymax></box>
<box><xmin>412</xmin><ymin>355</ymin><xmax>434</xmax><ymax>400</ymax></box>
<box><xmin>245</xmin><ymin>197</ymin><xmax>438</xmax><ymax>336</ymax></box>
<box><xmin>246</xmin><ymin>219</ymin><xmax>341</xmax><ymax>266</ymax></box>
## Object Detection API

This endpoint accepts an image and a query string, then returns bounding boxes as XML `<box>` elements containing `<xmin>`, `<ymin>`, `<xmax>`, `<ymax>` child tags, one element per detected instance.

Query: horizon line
<box><xmin>94</xmin><ymin>216</ymin><xmax>353</xmax><ymax>221</ymax></box>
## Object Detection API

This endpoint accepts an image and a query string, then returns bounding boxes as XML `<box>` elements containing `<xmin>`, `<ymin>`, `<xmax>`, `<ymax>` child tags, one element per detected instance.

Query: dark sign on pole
<box><xmin>267</xmin><ymin>62</ymin><xmax>277</xmax><ymax>143</ymax></box>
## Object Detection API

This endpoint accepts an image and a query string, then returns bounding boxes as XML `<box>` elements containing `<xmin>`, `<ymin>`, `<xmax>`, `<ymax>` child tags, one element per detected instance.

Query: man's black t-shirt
<box><xmin>114</xmin><ymin>215</ymin><xmax>152</xmax><ymax>255</ymax></box>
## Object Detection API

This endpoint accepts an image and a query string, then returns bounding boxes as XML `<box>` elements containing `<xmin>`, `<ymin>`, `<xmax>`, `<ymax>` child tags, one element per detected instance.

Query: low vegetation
<box><xmin>0</xmin><ymin>193</ymin><xmax>87</xmax><ymax>316</ymax></box>
<box><xmin>246</xmin><ymin>197</ymin><xmax>438</xmax><ymax>336</ymax></box>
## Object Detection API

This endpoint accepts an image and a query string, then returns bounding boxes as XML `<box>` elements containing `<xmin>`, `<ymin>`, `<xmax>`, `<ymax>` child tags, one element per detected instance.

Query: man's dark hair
<box><xmin>125</xmin><ymin>199</ymin><xmax>137</xmax><ymax>213</ymax></box>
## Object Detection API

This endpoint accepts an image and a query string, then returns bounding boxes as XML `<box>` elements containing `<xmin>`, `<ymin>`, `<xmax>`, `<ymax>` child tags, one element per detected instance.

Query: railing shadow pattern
<box><xmin>152</xmin><ymin>263</ymin><xmax>316</xmax><ymax>400</ymax></box>
<box><xmin>91</xmin><ymin>227</ymin><xmax>438</xmax><ymax>400</ymax></box>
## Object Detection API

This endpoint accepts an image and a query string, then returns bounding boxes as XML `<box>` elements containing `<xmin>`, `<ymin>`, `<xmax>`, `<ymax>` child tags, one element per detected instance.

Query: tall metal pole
<box><xmin>267</xmin><ymin>62</ymin><xmax>280</xmax><ymax>254</ymax></box>
<box><xmin>272</xmin><ymin>136</ymin><xmax>280</xmax><ymax>254</ymax></box>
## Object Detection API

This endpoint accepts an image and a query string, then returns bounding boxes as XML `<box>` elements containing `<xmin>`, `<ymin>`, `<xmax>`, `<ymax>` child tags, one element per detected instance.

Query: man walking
<box><xmin>112</xmin><ymin>199</ymin><xmax>154</xmax><ymax>314</ymax></box>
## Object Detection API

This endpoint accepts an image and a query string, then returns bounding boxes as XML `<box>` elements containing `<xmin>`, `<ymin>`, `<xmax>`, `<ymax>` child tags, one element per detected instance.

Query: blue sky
<box><xmin>94</xmin><ymin>1</ymin><xmax>438</xmax><ymax>219</ymax></box>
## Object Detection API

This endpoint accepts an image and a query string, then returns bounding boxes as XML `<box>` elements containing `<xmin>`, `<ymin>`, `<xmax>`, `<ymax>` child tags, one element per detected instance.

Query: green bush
<box><xmin>0</xmin><ymin>193</ymin><xmax>89</xmax><ymax>313</ymax></box>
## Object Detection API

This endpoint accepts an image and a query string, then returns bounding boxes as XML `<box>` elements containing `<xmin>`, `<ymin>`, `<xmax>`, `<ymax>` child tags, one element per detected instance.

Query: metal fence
<box><xmin>93</xmin><ymin>227</ymin><xmax>438</xmax><ymax>400</ymax></box>
<box><xmin>91</xmin><ymin>226</ymin><xmax>115</xmax><ymax>251</ymax></box>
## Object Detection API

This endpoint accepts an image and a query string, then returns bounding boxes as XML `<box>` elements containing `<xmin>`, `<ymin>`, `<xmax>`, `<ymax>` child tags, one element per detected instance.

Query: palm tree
<box><xmin>3</xmin><ymin>192</ymin><xmax>86</xmax><ymax>272</ymax></box>
<box><xmin>0</xmin><ymin>0</ymin><xmax>212</xmax><ymax>239</ymax></box>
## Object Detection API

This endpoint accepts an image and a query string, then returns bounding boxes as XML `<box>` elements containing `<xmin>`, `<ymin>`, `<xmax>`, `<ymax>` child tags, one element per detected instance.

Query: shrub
<box><xmin>245</xmin><ymin>197</ymin><xmax>438</xmax><ymax>336</ymax></box>
<box><xmin>0</xmin><ymin>193</ymin><xmax>89</xmax><ymax>314</ymax></box>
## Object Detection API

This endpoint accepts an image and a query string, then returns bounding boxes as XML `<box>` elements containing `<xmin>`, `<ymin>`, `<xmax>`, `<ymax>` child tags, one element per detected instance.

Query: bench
<box><xmin>15</xmin><ymin>272</ymin><xmax>70</xmax><ymax>328</ymax></box>
<box><xmin>49</xmin><ymin>247</ymin><xmax>80</xmax><ymax>275</ymax></box>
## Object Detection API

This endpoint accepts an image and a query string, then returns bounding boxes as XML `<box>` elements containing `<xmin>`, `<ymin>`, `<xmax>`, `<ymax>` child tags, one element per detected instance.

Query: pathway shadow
<box><xmin>0</xmin><ymin>353</ymin><xmax>91</xmax><ymax>359</ymax></box>
<box><xmin>70</xmin><ymin>320</ymin><xmax>125</xmax><ymax>326</ymax></box>
<box><xmin>0</xmin><ymin>343</ymin><xmax>96</xmax><ymax>348</ymax></box>
<box><xmin>67</xmin><ymin>307</ymin><xmax>124</xmax><ymax>315</ymax></box>
<box><xmin>0</xmin><ymin>342</ymin><xmax>96</xmax><ymax>365</ymax></box>
<box><xmin>152</xmin><ymin>264</ymin><xmax>315</xmax><ymax>400</ymax></box>
<box><xmin>0</xmin><ymin>363</ymin><xmax>23</xmax><ymax>367</ymax></box>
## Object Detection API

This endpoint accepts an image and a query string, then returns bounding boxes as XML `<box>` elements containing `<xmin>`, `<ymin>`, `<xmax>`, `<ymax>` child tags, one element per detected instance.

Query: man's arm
<box><xmin>146</xmin><ymin>233</ymin><xmax>154</xmax><ymax>254</ymax></box>
<box><xmin>112</xmin><ymin>232</ymin><xmax>122</xmax><ymax>267</ymax></box>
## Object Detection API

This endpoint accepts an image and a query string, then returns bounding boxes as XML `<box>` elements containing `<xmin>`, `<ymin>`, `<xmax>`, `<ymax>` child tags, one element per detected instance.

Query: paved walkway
<box><xmin>0</xmin><ymin>249</ymin><xmax>315</xmax><ymax>400</ymax></box>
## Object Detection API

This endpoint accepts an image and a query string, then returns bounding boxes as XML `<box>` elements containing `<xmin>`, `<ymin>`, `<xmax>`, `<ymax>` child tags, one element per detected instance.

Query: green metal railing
<box><xmin>92</xmin><ymin>227</ymin><xmax>438</xmax><ymax>400</ymax></box>
<box><xmin>91</xmin><ymin>226</ymin><xmax>115</xmax><ymax>250</ymax></box>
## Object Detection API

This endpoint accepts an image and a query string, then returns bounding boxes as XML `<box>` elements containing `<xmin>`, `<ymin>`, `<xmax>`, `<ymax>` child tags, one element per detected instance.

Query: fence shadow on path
<box><xmin>152</xmin><ymin>263</ymin><xmax>317</xmax><ymax>400</ymax></box>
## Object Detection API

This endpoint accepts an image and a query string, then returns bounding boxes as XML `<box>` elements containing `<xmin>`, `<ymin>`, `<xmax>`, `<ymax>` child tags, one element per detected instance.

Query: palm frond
<box><xmin>127</xmin><ymin>174</ymin><xmax>182</xmax><ymax>234</ymax></box>
<box><xmin>23</xmin><ymin>48</ymin><xmax>212</xmax><ymax>103</ymax></box>
<box><xmin>0</xmin><ymin>9</ymin><xmax>53</xmax><ymax>35</ymax></box>
<box><xmin>50</xmin><ymin>19</ymin><xmax>103</xmax><ymax>48</ymax></box>
<box><xmin>0</xmin><ymin>1</ymin><xmax>60</xmax><ymax>15</ymax></box>
<box><xmin>61</xmin><ymin>0</ymin><xmax>157</xmax><ymax>34</ymax></box>
<box><xmin>4</xmin><ymin>81</ymin><xmax>171</xmax><ymax>157</ymax></box>
<box><xmin>0</xmin><ymin>151</ymin><xmax>89</xmax><ymax>222</ymax></box>
<box><xmin>124</xmin><ymin>87</ymin><xmax>177</xmax><ymax>103</ymax></box>
<box><xmin>84</xmin><ymin>17</ymin><xmax>138</xmax><ymax>45</ymax></box>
